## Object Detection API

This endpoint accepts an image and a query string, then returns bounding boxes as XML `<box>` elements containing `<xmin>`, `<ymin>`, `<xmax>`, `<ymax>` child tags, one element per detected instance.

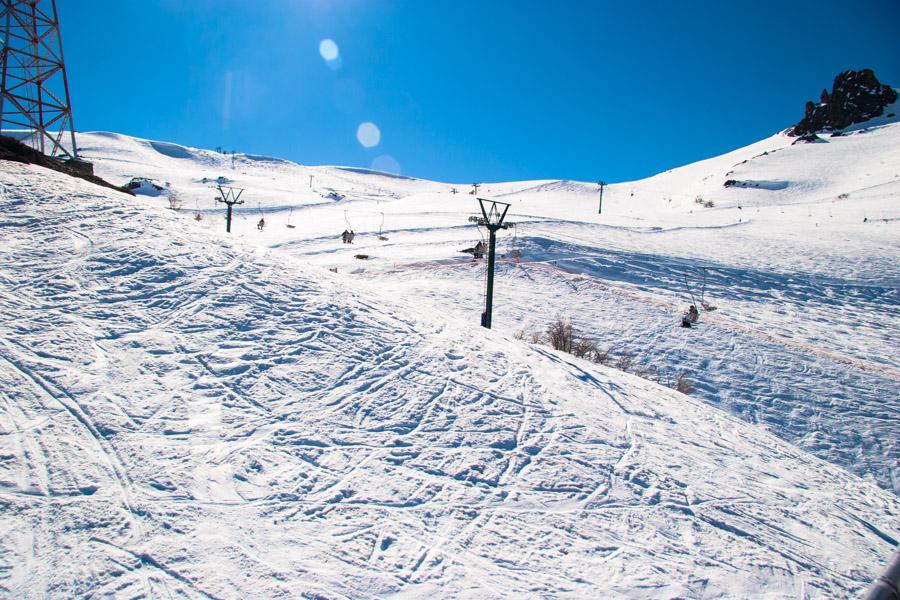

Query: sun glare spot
<box><xmin>357</xmin><ymin>122</ymin><xmax>381</xmax><ymax>148</ymax></box>
<box><xmin>319</xmin><ymin>38</ymin><xmax>339</xmax><ymax>61</ymax></box>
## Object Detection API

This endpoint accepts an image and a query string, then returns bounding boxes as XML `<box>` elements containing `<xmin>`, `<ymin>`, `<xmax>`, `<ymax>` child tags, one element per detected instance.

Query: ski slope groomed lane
<box><xmin>1</xmin><ymin>161</ymin><xmax>898</xmax><ymax>597</ymax></box>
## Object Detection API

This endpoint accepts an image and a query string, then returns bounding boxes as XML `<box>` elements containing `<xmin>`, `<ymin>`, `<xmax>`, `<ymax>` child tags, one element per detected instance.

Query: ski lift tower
<box><xmin>215</xmin><ymin>184</ymin><xmax>244</xmax><ymax>233</ymax></box>
<box><xmin>597</xmin><ymin>180</ymin><xmax>606</xmax><ymax>214</ymax></box>
<box><xmin>0</xmin><ymin>0</ymin><xmax>84</xmax><ymax>167</ymax></box>
<box><xmin>470</xmin><ymin>197</ymin><xmax>511</xmax><ymax>329</ymax></box>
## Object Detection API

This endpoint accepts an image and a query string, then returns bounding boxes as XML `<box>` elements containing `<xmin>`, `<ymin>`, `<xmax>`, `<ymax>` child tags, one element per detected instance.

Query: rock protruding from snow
<box><xmin>788</xmin><ymin>69</ymin><xmax>897</xmax><ymax>136</ymax></box>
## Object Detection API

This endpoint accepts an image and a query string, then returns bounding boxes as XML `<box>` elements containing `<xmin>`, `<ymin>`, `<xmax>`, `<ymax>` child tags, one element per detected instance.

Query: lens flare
<box><xmin>319</xmin><ymin>39</ymin><xmax>339</xmax><ymax>61</ymax></box>
<box><xmin>371</xmin><ymin>154</ymin><xmax>401</xmax><ymax>175</ymax></box>
<box><xmin>356</xmin><ymin>122</ymin><xmax>381</xmax><ymax>148</ymax></box>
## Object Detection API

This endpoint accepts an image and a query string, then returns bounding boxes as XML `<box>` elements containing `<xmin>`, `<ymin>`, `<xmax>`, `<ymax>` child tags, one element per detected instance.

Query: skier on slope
<box><xmin>681</xmin><ymin>305</ymin><xmax>699</xmax><ymax>328</ymax></box>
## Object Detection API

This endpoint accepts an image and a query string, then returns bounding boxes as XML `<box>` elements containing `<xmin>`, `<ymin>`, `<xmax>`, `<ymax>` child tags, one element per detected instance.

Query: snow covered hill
<box><xmin>68</xmin><ymin>115</ymin><xmax>900</xmax><ymax>500</ymax></box>
<box><xmin>1</xmin><ymin>154</ymin><xmax>898</xmax><ymax>598</ymax></box>
<box><xmin>1</xmin><ymin>113</ymin><xmax>898</xmax><ymax>597</ymax></box>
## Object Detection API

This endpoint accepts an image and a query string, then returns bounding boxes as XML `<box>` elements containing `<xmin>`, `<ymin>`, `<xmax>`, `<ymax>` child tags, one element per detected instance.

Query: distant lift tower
<box><xmin>0</xmin><ymin>0</ymin><xmax>79</xmax><ymax>160</ymax></box>
<box><xmin>471</xmin><ymin>198</ymin><xmax>511</xmax><ymax>329</ymax></box>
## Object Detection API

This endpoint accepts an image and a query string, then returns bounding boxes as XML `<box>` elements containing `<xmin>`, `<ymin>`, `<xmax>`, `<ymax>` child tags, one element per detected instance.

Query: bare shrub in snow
<box><xmin>676</xmin><ymin>372</ymin><xmax>694</xmax><ymax>395</ymax></box>
<box><xmin>518</xmin><ymin>318</ymin><xmax>694</xmax><ymax>396</ymax></box>
<box><xmin>167</xmin><ymin>191</ymin><xmax>182</xmax><ymax>210</ymax></box>
<box><xmin>514</xmin><ymin>329</ymin><xmax>543</xmax><ymax>344</ymax></box>
<box><xmin>545</xmin><ymin>318</ymin><xmax>575</xmax><ymax>353</ymax></box>
<box><xmin>593</xmin><ymin>345</ymin><xmax>612</xmax><ymax>366</ymax></box>
<box><xmin>615</xmin><ymin>352</ymin><xmax>634</xmax><ymax>372</ymax></box>
<box><xmin>571</xmin><ymin>337</ymin><xmax>598</xmax><ymax>360</ymax></box>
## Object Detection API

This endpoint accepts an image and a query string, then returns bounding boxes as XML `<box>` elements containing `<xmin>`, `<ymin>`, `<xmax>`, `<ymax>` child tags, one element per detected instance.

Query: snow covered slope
<box><xmin>1</xmin><ymin>154</ymin><xmax>898</xmax><ymax>596</ymax></box>
<box><xmin>69</xmin><ymin>118</ymin><xmax>900</xmax><ymax>501</ymax></box>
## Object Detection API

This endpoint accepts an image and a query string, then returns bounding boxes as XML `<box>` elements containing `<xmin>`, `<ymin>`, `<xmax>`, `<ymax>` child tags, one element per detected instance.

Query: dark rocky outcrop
<box><xmin>791</xmin><ymin>133</ymin><xmax>827</xmax><ymax>145</ymax></box>
<box><xmin>0</xmin><ymin>134</ymin><xmax>132</xmax><ymax>194</ymax></box>
<box><xmin>788</xmin><ymin>69</ymin><xmax>897</xmax><ymax>136</ymax></box>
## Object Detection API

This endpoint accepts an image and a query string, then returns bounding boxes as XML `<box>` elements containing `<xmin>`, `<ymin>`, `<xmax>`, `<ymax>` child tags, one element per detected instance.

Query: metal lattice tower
<box><xmin>0</xmin><ymin>0</ymin><xmax>77</xmax><ymax>159</ymax></box>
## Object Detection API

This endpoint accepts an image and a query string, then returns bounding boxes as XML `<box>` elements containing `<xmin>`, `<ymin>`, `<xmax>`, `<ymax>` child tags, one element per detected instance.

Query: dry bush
<box><xmin>571</xmin><ymin>337</ymin><xmax>598</xmax><ymax>360</ymax></box>
<box><xmin>167</xmin><ymin>191</ymin><xmax>182</xmax><ymax>210</ymax></box>
<box><xmin>545</xmin><ymin>318</ymin><xmax>575</xmax><ymax>354</ymax></box>
<box><xmin>635</xmin><ymin>365</ymin><xmax>664</xmax><ymax>384</ymax></box>
<box><xmin>522</xmin><ymin>318</ymin><xmax>689</xmax><ymax>389</ymax></box>
<box><xmin>675</xmin><ymin>372</ymin><xmax>694</xmax><ymax>395</ymax></box>
<box><xmin>615</xmin><ymin>352</ymin><xmax>634</xmax><ymax>372</ymax></box>
<box><xmin>593</xmin><ymin>346</ymin><xmax>612</xmax><ymax>365</ymax></box>
<box><xmin>519</xmin><ymin>316</ymin><xmax>698</xmax><ymax>398</ymax></box>
<box><xmin>514</xmin><ymin>328</ymin><xmax>543</xmax><ymax>344</ymax></box>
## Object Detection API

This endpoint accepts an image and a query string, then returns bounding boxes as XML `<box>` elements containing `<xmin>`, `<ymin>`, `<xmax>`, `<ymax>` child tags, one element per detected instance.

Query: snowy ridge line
<box><xmin>492</xmin><ymin>179</ymin><xmax>598</xmax><ymax>198</ymax></box>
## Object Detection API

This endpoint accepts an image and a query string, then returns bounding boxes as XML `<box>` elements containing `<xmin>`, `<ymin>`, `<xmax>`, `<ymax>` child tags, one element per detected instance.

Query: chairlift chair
<box><xmin>286</xmin><ymin>207</ymin><xmax>296</xmax><ymax>229</ymax></box>
<box><xmin>377</xmin><ymin>212</ymin><xmax>389</xmax><ymax>241</ymax></box>
<box><xmin>683</xmin><ymin>267</ymin><xmax>717</xmax><ymax>314</ymax></box>
<box><xmin>256</xmin><ymin>202</ymin><xmax>266</xmax><ymax>231</ymax></box>
<box><xmin>507</xmin><ymin>223</ymin><xmax>523</xmax><ymax>262</ymax></box>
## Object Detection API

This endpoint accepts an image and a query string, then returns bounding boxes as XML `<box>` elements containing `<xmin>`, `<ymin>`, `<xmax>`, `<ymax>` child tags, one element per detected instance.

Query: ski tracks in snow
<box><xmin>1</xmin><ymin>164</ymin><xmax>898</xmax><ymax>597</ymax></box>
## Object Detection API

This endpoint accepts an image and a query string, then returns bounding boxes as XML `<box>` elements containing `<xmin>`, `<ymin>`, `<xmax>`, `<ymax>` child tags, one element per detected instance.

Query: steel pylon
<box><xmin>1</xmin><ymin>0</ymin><xmax>77</xmax><ymax>159</ymax></box>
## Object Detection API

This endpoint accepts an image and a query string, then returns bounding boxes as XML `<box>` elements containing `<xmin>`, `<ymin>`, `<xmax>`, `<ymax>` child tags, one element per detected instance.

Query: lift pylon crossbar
<box><xmin>477</xmin><ymin>197</ymin><xmax>510</xmax><ymax>229</ymax></box>
<box><xmin>214</xmin><ymin>185</ymin><xmax>245</xmax><ymax>233</ymax></box>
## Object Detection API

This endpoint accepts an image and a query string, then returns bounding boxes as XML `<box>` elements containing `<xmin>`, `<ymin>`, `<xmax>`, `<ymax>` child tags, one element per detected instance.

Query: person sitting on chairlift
<box><xmin>681</xmin><ymin>305</ymin><xmax>699</xmax><ymax>328</ymax></box>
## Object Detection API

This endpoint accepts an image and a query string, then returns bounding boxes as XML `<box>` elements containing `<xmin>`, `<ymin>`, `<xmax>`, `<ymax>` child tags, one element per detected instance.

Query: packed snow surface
<box><xmin>0</xmin><ymin>119</ymin><xmax>898</xmax><ymax>598</ymax></box>
<box><xmin>77</xmin><ymin>125</ymin><xmax>900</xmax><ymax>495</ymax></box>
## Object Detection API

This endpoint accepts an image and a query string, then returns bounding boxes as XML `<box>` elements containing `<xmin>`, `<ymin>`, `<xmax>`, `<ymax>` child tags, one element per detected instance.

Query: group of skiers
<box><xmin>341</xmin><ymin>230</ymin><xmax>355</xmax><ymax>244</ymax></box>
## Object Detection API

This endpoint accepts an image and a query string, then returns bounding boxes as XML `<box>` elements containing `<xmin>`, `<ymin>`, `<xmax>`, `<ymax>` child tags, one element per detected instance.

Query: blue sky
<box><xmin>58</xmin><ymin>0</ymin><xmax>900</xmax><ymax>183</ymax></box>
